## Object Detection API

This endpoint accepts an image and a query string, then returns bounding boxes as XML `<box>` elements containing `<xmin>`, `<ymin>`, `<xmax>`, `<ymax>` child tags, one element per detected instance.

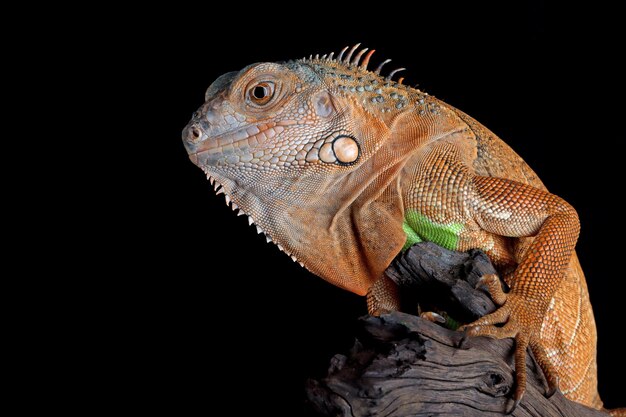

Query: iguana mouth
<box><xmin>187</xmin><ymin>120</ymin><xmax>297</xmax><ymax>163</ymax></box>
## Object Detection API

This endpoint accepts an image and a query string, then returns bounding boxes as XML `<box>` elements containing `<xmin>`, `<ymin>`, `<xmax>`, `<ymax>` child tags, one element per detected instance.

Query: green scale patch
<box><xmin>402</xmin><ymin>209</ymin><xmax>464</xmax><ymax>251</ymax></box>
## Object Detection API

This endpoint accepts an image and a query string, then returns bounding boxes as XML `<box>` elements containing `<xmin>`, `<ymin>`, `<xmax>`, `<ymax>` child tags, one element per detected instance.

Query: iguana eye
<box><xmin>248</xmin><ymin>82</ymin><xmax>274</xmax><ymax>105</ymax></box>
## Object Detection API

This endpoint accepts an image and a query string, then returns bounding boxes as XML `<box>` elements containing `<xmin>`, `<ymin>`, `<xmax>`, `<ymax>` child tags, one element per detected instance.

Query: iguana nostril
<box><xmin>185</xmin><ymin>124</ymin><xmax>205</xmax><ymax>144</ymax></box>
<box><xmin>191</xmin><ymin>127</ymin><xmax>201</xmax><ymax>140</ymax></box>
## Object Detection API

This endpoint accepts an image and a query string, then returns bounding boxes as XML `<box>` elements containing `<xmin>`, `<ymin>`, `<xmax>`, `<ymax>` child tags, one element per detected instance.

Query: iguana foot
<box><xmin>419</xmin><ymin>311</ymin><xmax>446</xmax><ymax>324</ymax></box>
<box><xmin>476</xmin><ymin>274</ymin><xmax>508</xmax><ymax>305</ymax></box>
<box><xmin>460</xmin><ymin>290</ymin><xmax>560</xmax><ymax>413</ymax></box>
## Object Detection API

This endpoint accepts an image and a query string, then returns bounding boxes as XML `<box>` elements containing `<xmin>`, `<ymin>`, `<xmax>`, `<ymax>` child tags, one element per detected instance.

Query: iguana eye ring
<box><xmin>248</xmin><ymin>81</ymin><xmax>275</xmax><ymax>105</ymax></box>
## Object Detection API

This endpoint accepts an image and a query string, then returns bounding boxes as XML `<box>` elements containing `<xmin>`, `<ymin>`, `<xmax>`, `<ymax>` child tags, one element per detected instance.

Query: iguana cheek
<box><xmin>333</xmin><ymin>136</ymin><xmax>359</xmax><ymax>163</ymax></box>
<box><xmin>305</xmin><ymin>135</ymin><xmax>360</xmax><ymax>165</ymax></box>
<box><xmin>319</xmin><ymin>143</ymin><xmax>337</xmax><ymax>163</ymax></box>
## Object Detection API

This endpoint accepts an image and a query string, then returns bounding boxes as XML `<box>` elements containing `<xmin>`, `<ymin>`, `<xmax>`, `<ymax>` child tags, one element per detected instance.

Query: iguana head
<box><xmin>182</xmin><ymin>45</ymin><xmax>450</xmax><ymax>295</ymax></box>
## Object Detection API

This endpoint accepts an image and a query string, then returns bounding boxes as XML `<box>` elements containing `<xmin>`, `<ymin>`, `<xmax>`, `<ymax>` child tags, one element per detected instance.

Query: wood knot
<box><xmin>479</xmin><ymin>371</ymin><xmax>512</xmax><ymax>397</ymax></box>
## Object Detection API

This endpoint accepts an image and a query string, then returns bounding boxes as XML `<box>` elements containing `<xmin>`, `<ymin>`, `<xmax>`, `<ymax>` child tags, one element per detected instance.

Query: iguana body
<box><xmin>182</xmin><ymin>45</ymin><xmax>619</xmax><ymax>413</ymax></box>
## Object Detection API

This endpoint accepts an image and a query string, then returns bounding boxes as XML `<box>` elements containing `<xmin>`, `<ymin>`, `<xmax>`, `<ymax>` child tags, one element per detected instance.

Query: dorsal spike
<box><xmin>328</xmin><ymin>52</ymin><xmax>334</xmax><ymax>60</ymax></box>
<box><xmin>374</xmin><ymin>59</ymin><xmax>392</xmax><ymax>75</ymax></box>
<box><xmin>351</xmin><ymin>47</ymin><xmax>368</xmax><ymax>66</ymax></box>
<box><xmin>337</xmin><ymin>46</ymin><xmax>349</xmax><ymax>62</ymax></box>
<box><xmin>386</xmin><ymin>67</ymin><xmax>406</xmax><ymax>80</ymax></box>
<box><xmin>309</xmin><ymin>54</ymin><xmax>313</xmax><ymax>60</ymax></box>
<box><xmin>360</xmin><ymin>49</ymin><xmax>376</xmax><ymax>69</ymax></box>
<box><xmin>397</xmin><ymin>77</ymin><xmax>405</xmax><ymax>85</ymax></box>
<box><xmin>314</xmin><ymin>54</ymin><xmax>319</xmax><ymax>60</ymax></box>
<box><xmin>343</xmin><ymin>43</ymin><xmax>361</xmax><ymax>64</ymax></box>
<box><xmin>321</xmin><ymin>54</ymin><xmax>327</xmax><ymax>59</ymax></box>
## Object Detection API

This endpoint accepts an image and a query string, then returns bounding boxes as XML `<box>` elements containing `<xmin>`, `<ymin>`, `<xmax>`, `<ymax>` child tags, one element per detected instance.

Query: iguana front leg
<box><xmin>461</xmin><ymin>175</ymin><xmax>580</xmax><ymax>408</ymax></box>
<box><xmin>368</xmin><ymin>173</ymin><xmax>580</xmax><ymax>408</ymax></box>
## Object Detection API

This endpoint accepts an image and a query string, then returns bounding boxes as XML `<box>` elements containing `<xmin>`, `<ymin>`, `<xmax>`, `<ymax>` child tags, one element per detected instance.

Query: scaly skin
<box><xmin>182</xmin><ymin>45</ymin><xmax>621</xmax><ymax>414</ymax></box>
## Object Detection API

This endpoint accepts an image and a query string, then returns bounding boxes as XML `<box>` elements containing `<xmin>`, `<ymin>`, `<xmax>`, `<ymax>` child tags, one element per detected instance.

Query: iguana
<box><xmin>182</xmin><ymin>44</ymin><xmax>622</xmax><ymax>415</ymax></box>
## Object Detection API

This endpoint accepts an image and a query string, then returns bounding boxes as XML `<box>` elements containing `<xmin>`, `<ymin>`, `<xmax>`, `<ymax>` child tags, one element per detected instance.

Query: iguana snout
<box><xmin>181</xmin><ymin>89</ymin><xmax>253</xmax><ymax>167</ymax></box>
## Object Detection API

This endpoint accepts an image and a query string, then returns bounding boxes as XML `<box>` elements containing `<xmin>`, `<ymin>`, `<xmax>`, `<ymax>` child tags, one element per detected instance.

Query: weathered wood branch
<box><xmin>385</xmin><ymin>242</ymin><xmax>501</xmax><ymax>324</ymax></box>
<box><xmin>305</xmin><ymin>242</ymin><xmax>608</xmax><ymax>416</ymax></box>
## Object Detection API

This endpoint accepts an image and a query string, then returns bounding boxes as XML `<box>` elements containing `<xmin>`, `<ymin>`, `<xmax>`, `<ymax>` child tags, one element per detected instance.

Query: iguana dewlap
<box><xmin>182</xmin><ymin>45</ymin><xmax>612</xmax><ymax>412</ymax></box>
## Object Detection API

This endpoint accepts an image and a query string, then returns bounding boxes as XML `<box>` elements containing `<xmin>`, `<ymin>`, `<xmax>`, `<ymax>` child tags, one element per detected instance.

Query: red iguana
<box><xmin>182</xmin><ymin>45</ymin><xmax>622</xmax><ymax>415</ymax></box>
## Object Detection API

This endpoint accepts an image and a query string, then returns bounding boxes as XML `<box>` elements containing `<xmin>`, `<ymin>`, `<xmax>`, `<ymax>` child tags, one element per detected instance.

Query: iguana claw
<box><xmin>507</xmin><ymin>397</ymin><xmax>522</xmax><ymax>415</ymax></box>
<box><xmin>419</xmin><ymin>311</ymin><xmax>446</xmax><ymax>324</ymax></box>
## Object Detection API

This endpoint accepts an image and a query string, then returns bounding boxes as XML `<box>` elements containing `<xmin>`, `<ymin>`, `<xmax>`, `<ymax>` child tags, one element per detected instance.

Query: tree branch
<box><xmin>305</xmin><ymin>242</ymin><xmax>608</xmax><ymax>416</ymax></box>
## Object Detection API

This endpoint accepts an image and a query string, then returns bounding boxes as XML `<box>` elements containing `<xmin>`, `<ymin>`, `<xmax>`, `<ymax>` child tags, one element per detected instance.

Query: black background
<box><xmin>108</xmin><ymin>2</ymin><xmax>625</xmax><ymax>414</ymax></box>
